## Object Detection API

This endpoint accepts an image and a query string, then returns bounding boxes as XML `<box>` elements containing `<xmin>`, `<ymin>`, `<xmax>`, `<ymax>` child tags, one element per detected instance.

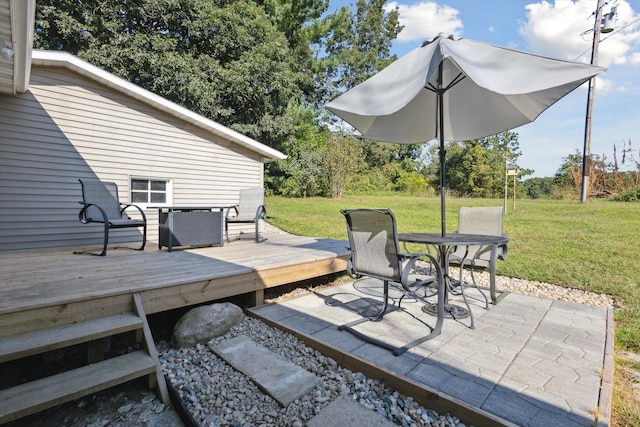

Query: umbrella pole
<box><xmin>438</xmin><ymin>62</ymin><xmax>446</xmax><ymax>238</ymax></box>
<box><xmin>436</xmin><ymin>62</ymin><xmax>450</xmax><ymax>306</ymax></box>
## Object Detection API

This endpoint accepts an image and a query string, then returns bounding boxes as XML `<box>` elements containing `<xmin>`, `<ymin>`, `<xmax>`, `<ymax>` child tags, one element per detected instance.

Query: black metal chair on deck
<box><xmin>340</xmin><ymin>208</ymin><xmax>445</xmax><ymax>355</ymax></box>
<box><xmin>75</xmin><ymin>178</ymin><xmax>147</xmax><ymax>256</ymax></box>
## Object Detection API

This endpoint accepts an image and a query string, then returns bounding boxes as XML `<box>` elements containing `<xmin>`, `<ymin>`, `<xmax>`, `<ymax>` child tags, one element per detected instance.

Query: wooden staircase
<box><xmin>0</xmin><ymin>293</ymin><xmax>170</xmax><ymax>424</ymax></box>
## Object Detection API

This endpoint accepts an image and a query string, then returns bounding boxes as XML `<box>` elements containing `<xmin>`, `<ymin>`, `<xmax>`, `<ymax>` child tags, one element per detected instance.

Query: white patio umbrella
<box><xmin>325</xmin><ymin>34</ymin><xmax>606</xmax><ymax>236</ymax></box>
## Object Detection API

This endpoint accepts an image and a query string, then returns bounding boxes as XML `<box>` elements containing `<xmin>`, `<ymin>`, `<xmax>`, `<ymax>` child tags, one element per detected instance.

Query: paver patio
<box><xmin>250</xmin><ymin>279</ymin><xmax>613</xmax><ymax>427</ymax></box>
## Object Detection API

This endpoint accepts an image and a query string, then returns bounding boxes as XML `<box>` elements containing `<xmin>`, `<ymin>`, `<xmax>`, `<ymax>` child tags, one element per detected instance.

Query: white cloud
<box><xmin>519</xmin><ymin>0</ymin><xmax>640</xmax><ymax>68</ymax></box>
<box><xmin>385</xmin><ymin>1</ymin><xmax>463</xmax><ymax>42</ymax></box>
<box><xmin>596</xmin><ymin>76</ymin><xmax>613</xmax><ymax>93</ymax></box>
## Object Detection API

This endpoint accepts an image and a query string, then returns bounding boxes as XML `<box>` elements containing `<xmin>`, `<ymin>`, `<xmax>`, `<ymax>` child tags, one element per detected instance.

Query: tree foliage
<box><xmin>421</xmin><ymin>132</ymin><xmax>530</xmax><ymax>198</ymax></box>
<box><xmin>313</xmin><ymin>0</ymin><xmax>401</xmax><ymax>105</ymax></box>
<box><xmin>324</xmin><ymin>135</ymin><xmax>363</xmax><ymax>198</ymax></box>
<box><xmin>35</xmin><ymin>0</ymin><xmax>303</xmax><ymax>148</ymax></box>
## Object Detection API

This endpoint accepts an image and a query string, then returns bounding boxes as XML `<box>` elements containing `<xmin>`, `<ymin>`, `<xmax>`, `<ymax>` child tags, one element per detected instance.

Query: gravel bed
<box><xmin>159</xmin><ymin>316</ymin><xmax>464</xmax><ymax>427</ymax></box>
<box><xmin>158</xmin><ymin>271</ymin><xmax>615</xmax><ymax>427</ymax></box>
<box><xmin>444</xmin><ymin>268</ymin><xmax>615</xmax><ymax>308</ymax></box>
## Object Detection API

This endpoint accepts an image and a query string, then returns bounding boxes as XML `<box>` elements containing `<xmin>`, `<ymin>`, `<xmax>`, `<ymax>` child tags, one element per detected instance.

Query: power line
<box><xmin>574</xmin><ymin>17</ymin><xmax>640</xmax><ymax>61</ymax></box>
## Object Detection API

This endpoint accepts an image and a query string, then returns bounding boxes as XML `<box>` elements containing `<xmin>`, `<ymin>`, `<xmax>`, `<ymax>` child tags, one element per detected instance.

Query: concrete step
<box><xmin>308</xmin><ymin>396</ymin><xmax>396</xmax><ymax>427</ymax></box>
<box><xmin>210</xmin><ymin>335</ymin><xmax>319</xmax><ymax>407</ymax></box>
<box><xmin>210</xmin><ymin>334</ymin><xmax>395</xmax><ymax>426</ymax></box>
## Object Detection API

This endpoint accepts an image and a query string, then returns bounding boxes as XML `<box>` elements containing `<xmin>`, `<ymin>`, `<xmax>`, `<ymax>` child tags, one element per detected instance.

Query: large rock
<box><xmin>172</xmin><ymin>303</ymin><xmax>244</xmax><ymax>348</ymax></box>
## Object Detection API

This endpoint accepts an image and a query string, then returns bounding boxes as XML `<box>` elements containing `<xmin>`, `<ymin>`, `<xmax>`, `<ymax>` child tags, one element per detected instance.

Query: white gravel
<box><xmin>159</xmin><ymin>317</ymin><xmax>468</xmax><ymax>427</ymax></box>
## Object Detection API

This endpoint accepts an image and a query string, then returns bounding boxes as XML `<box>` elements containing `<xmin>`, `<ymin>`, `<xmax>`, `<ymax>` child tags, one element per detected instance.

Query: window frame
<box><xmin>129</xmin><ymin>177</ymin><xmax>173</xmax><ymax>208</ymax></box>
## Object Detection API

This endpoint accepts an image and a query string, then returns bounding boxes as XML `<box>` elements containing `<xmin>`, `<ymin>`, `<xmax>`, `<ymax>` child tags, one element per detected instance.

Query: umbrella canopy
<box><xmin>325</xmin><ymin>34</ymin><xmax>605</xmax><ymax>235</ymax></box>
<box><xmin>325</xmin><ymin>34</ymin><xmax>606</xmax><ymax>144</ymax></box>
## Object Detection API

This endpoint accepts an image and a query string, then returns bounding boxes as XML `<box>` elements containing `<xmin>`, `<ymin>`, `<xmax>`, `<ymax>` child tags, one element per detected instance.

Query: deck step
<box><xmin>0</xmin><ymin>350</ymin><xmax>156</xmax><ymax>424</ymax></box>
<box><xmin>0</xmin><ymin>313</ymin><xmax>143</xmax><ymax>363</ymax></box>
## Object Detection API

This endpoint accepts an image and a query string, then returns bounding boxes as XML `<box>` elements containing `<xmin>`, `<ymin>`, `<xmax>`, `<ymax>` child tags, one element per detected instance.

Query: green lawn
<box><xmin>266</xmin><ymin>195</ymin><xmax>640</xmax><ymax>353</ymax></box>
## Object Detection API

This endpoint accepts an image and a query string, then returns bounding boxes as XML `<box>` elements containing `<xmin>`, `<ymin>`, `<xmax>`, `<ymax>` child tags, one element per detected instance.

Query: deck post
<box><xmin>251</xmin><ymin>289</ymin><xmax>265</xmax><ymax>306</ymax></box>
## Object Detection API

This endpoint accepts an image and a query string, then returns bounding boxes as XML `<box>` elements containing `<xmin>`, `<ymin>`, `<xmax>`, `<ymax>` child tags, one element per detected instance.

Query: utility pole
<box><xmin>580</xmin><ymin>0</ymin><xmax>605</xmax><ymax>202</ymax></box>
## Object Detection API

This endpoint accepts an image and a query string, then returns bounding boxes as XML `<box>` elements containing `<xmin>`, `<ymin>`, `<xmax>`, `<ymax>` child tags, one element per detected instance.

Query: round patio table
<box><xmin>398</xmin><ymin>232</ymin><xmax>509</xmax><ymax>322</ymax></box>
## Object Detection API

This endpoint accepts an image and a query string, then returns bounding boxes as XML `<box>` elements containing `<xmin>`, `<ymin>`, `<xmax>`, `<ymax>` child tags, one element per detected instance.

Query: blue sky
<box><xmin>330</xmin><ymin>0</ymin><xmax>640</xmax><ymax>178</ymax></box>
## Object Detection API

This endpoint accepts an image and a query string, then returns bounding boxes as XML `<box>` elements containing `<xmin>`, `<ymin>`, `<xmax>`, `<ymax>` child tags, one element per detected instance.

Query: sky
<box><xmin>329</xmin><ymin>0</ymin><xmax>640</xmax><ymax>178</ymax></box>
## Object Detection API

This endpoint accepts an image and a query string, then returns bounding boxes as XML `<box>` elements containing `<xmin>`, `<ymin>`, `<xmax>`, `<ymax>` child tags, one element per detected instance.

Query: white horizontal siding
<box><xmin>0</xmin><ymin>66</ymin><xmax>269</xmax><ymax>251</ymax></box>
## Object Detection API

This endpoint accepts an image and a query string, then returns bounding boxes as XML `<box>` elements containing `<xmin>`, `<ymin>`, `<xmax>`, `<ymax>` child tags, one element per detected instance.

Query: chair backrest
<box><xmin>454</xmin><ymin>206</ymin><xmax>504</xmax><ymax>263</ymax></box>
<box><xmin>236</xmin><ymin>188</ymin><xmax>265</xmax><ymax>219</ymax></box>
<box><xmin>457</xmin><ymin>206</ymin><xmax>503</xmax><ymax>236</ymax></box>
<box><xmin>79</xmin><ymin>179</ymin><xmax>123</xmax><ymax>220</ymax></box>
<box><xmin>341</xmin><ymin>208</ymin><xmax>401</xmax><ymax>281</ymax></box>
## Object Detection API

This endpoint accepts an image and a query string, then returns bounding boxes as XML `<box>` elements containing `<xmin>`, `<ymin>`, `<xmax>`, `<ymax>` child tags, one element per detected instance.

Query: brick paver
<box><xmin>251</xmin><ymin>280</ymin><xmax>610</xmax><ymax>426</ymax></box>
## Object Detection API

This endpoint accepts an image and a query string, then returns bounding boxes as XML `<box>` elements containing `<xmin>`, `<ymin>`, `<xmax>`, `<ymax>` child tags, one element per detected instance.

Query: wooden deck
<box><xmin>0</xmin><ymin>232</ymin><xmax>350</xmax><ymax>339</ymax></box>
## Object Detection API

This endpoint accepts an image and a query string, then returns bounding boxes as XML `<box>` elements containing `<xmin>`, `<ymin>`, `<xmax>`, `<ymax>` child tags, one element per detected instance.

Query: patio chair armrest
<box><xmin>471</xmin><ymin>240</ymin><xmax>507</xmax><ymax>264</ymax></box>
<box><xmin>400</xmin><ymin>251</ymin><xmax>440</xmax><ymax>289</ymax></box>
<box><xmin>120</xmin><ymin>203</ymin><xmax>147</xmax><ymax>222</ymax></box>
<box><xmin>497</xmin><ymin>242</ymin><xmax>508</xmax><ymax>261</ymax></box>
<box><xmin>256</xmin><ymin>205</ymin><xmax>267</xmax><ymax>220</ymax></box>
<box><xmin>346</xmin><ymin>258</ymin><xmax>360</xmax><ymax>279</ymax></box>
<box><xmin>78</xmin><ymin>202</ymin><xmax>108</xmax><ymax>224</ymax></box>
<box><xmin>225</xmin><ymin>205</ymin><xmax>239</xmax><ymax>219</ymax></box>
<box><xmin>399</xmin><ymin>252</ymin><xmax>434</xmax><ymax>278</ymax></box>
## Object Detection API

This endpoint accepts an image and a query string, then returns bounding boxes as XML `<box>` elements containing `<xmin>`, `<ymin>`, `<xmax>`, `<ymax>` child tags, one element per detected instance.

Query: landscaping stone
<box><xmin>171</xmin><ymin>303</ymin><xmax>244</xmax><ymax>348</ymax></box>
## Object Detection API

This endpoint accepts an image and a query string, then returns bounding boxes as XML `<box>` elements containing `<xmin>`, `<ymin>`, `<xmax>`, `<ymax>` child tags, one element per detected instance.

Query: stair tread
<box><xmin>0</xmin><ymin>313</ymin><xmax>143</xmax><ymax>363</ymax></box>
<box><xmin>0</xmin><ymin>350</ymin><xmax>156</xmax><ymax>423</ymax></box>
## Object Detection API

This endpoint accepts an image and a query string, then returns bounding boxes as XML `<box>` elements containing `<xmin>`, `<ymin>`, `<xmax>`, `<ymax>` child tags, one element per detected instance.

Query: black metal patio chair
<box><xmin>339</xmin><ymin>208</ymin><xmax>445</xmax><ymax>355</ymax></box>
<box><xmin>75</xmin><ymin>178</ymin><xmax>147</xmax><ymax>256</ymax></box>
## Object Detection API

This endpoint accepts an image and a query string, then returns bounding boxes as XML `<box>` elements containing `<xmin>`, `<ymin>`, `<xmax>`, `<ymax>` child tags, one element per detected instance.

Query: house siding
<box><xmin>0</xmin><ymin>66</ymin><xmax>267</xmax><ymax>251</ymax></box>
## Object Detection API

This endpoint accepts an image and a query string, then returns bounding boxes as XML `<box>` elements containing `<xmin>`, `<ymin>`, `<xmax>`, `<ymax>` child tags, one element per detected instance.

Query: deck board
<box><xmin>0</xmin><ymin>232</ymin><xmax>350</xmax><ymax>337</ymax></box>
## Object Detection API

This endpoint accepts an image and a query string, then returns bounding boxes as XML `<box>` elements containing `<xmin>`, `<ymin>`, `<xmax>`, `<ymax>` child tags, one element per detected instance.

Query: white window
<box><xmin>130</xmin><ymin>178</ymin><xmax>172</xmax><ymax>206</ymax></box>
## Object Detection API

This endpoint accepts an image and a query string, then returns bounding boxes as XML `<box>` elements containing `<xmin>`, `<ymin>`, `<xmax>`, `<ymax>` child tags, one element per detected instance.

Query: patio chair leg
<box><xmin>369</xmin><ymin>280</ymin><xmax>390</xmax><ymax>321</ymax></box>
<box><xmin>136</xmin><ymin>223</ymin><xmax>147</xmax><ymax>251</ymax></box>
<box><xmin>338</xmin><ymin>280</ymin><xmax>398</xmax><ymax>348</ymax></box>
<box><xmin>255</xmin><ymin>221</ymin><xmax>259</xmax><ymax>242</ymax></box>
<box><xmin>470</xmin><ymin>268</ymin><xmax>489</xmax><ymax>309</ymax></box>
<box><xmin>394</xmin><ymin>270</ymin><xmax>445</xmax><ymax>356</ymax></box>
<box><xmin>75</xmin><ymin>223</ymin><xmax>108</xmax><ymax>256</ymax></box>
<box><xmin>455</xmin><ymin>281</ymin><xmax>475</xmax><ymax>329</ymax></box>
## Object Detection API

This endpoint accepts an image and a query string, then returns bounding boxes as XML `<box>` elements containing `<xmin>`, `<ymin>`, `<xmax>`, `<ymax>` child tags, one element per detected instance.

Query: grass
<box><xmin>613</xmin><ymin>354</ymin><xmax>640</xmax><ymax>426</ymax></box>
<box><xmin>266</xmin><ymin>194</ymin><xmax>639</xmax><ymax>351</ymax></box>
<box><xmin>266</xmin><ymin>194</ymin><xmax>640</xmax><ymax>426</ymax></box>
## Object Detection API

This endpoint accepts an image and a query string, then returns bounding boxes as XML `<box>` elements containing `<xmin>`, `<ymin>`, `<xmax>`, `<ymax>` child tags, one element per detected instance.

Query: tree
<box><xmin>277</xmin><ymin>104</ymin><xmax>329</xmax><ymax>197</ymax></box>
<box><xmin>422</xmin><ymin>131</ymin><xmax>530</xmax><ymax>198</ymax></box>
<box><xmin>314</xmin><ymin>0</ymin><xmax>402</xmax><ymax>106</ymax></box>
<box><xmin>522</xmin><ymin>177</ymin><xmax>556</xmax><ymax>199</ymax></box>
<box><xmin>256</xmin><ymin>0</ymin><xmax>335</xmax><ymax>103</ymax></box>
<box><xmin>324</xmin><ymin>135</ymin><xmax>362</xmax><ymax>198</ymax></box>
<box><xmin>34</xmin><ymin>0</ymin><xmax>304</xmax><ymax>149</ymax></box>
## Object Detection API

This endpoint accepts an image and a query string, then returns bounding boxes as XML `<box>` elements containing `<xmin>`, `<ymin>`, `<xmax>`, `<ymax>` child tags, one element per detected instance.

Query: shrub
<box><xmin>612</xmin><ymin>185</ymin><xmax>640</xmax><ymax>202</ymax></box>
